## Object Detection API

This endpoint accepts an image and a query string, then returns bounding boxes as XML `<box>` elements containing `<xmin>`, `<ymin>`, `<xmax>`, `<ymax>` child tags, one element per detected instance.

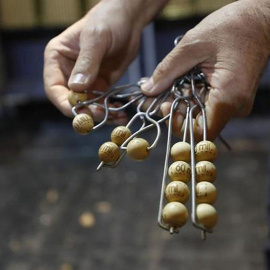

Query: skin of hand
<box><xmin>44</xmin><ymin>0</ymin><xmax>167</xmax><ymax>123</ymax></box>
<box><xmin>141</xmin><ymin>0</ymin><xmax>270</xmax><ymax>140</ymax></box>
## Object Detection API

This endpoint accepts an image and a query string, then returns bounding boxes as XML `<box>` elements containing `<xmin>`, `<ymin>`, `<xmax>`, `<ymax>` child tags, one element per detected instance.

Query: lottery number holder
<box><xmin>69</xmin><ymin>69</ymin><xmax>220</xmax><ymax>240</ymax></box>
<box><xmin>69</xmin><ymin>40</ymin><xmax>219</xmax><ymax>240</ymax></box>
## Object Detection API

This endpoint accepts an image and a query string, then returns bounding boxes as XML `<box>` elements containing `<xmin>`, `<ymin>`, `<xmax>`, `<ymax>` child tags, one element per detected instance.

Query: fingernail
<box><xmin>198</xmin><ymin>115</ymin><xmax>203</xmax><ymax>130</ymax></box>
<box><xmin>176</xmin><ymin>113</ymin><xmax>184</xmax><ymax>124</ymax></box>
<box><xmin>69</xmin><ymin>73</ymin><xmax>89</xmax><ymax>85</ymax></box>
<box><xmin>141</xmin><ymin>78</ymin><xmax>154</xmax><ymax>92</ymax></box>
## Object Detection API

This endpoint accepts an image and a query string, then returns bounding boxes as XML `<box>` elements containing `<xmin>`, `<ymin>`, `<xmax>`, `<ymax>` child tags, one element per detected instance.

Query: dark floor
<box><xmin>0</xmin><ymin>102</ymin><xmax>269</xmax><ymax>270</ymax></box>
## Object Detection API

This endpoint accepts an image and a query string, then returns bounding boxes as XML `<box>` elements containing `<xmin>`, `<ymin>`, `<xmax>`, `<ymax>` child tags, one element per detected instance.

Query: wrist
<box><xmin>100</xmin><ymin>0</ymin><xmax>168</xmax><ymax>29</ymax></box>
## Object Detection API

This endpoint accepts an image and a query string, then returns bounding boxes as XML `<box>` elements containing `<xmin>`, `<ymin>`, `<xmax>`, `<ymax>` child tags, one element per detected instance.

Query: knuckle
<box><xmin>44</xmin><ymin>38</ymin><xmax>57</xmax><ymax>55</ymax></box>
<box><xmin>155</xmin><ymin>57</ymin><xmax>171</xmax><ymax>79</ymax></box>
<box><xmin>77</xmin><ymin>54</ymin><xmax>92</xmax><ymax>69</ymax></box>
<box><xmin>83</xmin><ymin>24</ymin><xmax>111</xmax><ymax>45</ymax></box>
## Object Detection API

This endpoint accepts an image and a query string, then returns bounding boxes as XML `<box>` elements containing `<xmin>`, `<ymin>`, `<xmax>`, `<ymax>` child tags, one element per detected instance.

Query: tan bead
<box><xmin>72</xmin><ymin>113</ymin><xmax>94</xmax><ymax>135</ymax></box>
<box><xmin>196</xmin><ymin>161</ymin><xmax>217</xmax><ymax>182</ymax></box>
<box><xmin>170</xmin><ymin>142</ymin><xmax>191</xmax><ymax>162</ymax></box>
<box><xmin>165</xmin><ymin>181</ymin><xmax>190</xmax><ymax>203</ymax></box>
<box><xmin>126</xmin><ymin>138</ymin><xmax>149</xmax><ymax>161</ymax></box>
<box><xmin>195</xmin><ymin>140</ymin><xmax>217</xmax><ymax>162</ymax></box>
<box><xmin>111</xmin><ymin>126</ymin><xmax>131</xmax><ymax>146</ymax></box>
<box><xmin>98</xmin><ymin>142</ymin><xmax>120</xmax><ymax>163</ymax></box>
<box><xmin>168</xmin><ymin>161</ymin><xmax>191</xmax><ymax>183</ymax></box>
<box><xmin>68</xmin><ymin>90</ymin><xmax>88</xmax><ymax>106</ymax></box>
<box><xmin>162</xmin><ymin>202</ymin><xmax>188</xmax><ymax>228</ymax></box>
<box><xmin>196</xmin><ymin>203</ymin><xmax>218</xmax><ymax>229</ymax></box>
<box><xmin>196</xmin><ymin>182</ymin><xmax>217</xmax><ymax>204</ymax></box>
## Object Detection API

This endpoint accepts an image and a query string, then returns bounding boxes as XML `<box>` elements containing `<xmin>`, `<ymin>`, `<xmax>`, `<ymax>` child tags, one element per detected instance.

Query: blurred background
<box><xmin>0</xmin><ymin>0</ymin><xmax>270</xmax><ymax>269</ymax></box>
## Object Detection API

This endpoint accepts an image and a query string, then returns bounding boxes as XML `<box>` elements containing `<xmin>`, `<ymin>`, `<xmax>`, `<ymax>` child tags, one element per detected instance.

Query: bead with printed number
<box><xmin>168</xmin><ymin>161</ymin><xmax>191</xmax><ymax>183</ymax></box>
<box><xmin>98</xmin><ymin>142</ymin><xmax>120</xmax><ymax>163</ymax></box>
<box><xmin>68</xmin><ymin>90</ymin><xmax>88</xmax><ymax>106</ymax></box>
<box><xmin>196</xmin><ymin>161</ymin><xmax>217</xmax><ymax>182</ymax></box>
<box><xmin>72</xmin><ymin>113</ymin><xmax>94</xmax><ymax>135</ymax></box>
<box><xmin>170</xmin><ymin>142</ymin><xmax>191</xmax><ymax>162</ymax></box>
<box><xmin>196</xmin><ymin>182</ymin><xmax>217</xmax><ymax>204</ymax></box>
<box><xmin>126</xmin><ymin>138</ymin><xmax>149</xmax><ymax>161</ymax></box>
<box><xmin>165</xmin><ymin>181</ymin><xmax>190</xmax><ymax>203</ymax></box>
<box><xmin>111</xmin><ymin>126</ymin><xmax>131</xmax><ymax>146</ymax></box>
<box><xmin>195</xmin><ymin>140</ymin><xmax>217</xmax><ymax>162</ymax></box>
<box><xmin>162</xmin><ymin>202</ymin><xmax>188</xmax><ymax>227</ymax></box>
<box><xmin>196</xmin><ymin>203</ymin><xmax>218</xmax><ymax>229</ymax></box>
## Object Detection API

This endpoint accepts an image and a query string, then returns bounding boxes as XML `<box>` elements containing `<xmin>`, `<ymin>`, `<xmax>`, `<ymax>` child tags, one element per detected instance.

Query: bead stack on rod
<box><xmin>68</xmin><ymin>38</ymin><xmax>221</xmax><ymax>240</ymax></box>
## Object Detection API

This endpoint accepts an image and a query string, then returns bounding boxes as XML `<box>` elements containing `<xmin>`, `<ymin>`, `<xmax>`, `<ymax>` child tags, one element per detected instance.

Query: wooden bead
<box><xmin>196</xmin><ymin>182</ymin><xmax>217</xmax><ymax>204</ymax></box>
<box><xmin>126</xmin><ymin>138</ymin><xmax>149</xmax><ymax>161</ymax></box>
<box><xmin>68</xmin><ymin>90</ymin><xmax>88</xmax><ymax>106</ymax></box>
<box><xmin>98</xmin><ymin>142</ymin><xmax>120</xmax><ymax>163</ymax></box>
<box><xmin>170</xmin><ymin>142</ymin><xmax>191</xmax><ymax>162</ymax></box>
<box><xmin>195</xmin><ymin>140</ymin><xmax>217</xmax><ymax>162</ymax></box>
<box><xmin>168</xmin><ymin>161</ymin><xmax>191</xmax><ymax>183</ymax></box>
<box><xmin>111</xmin><ymin>126</ymin><xmax>131</xmax><ymax>146</ymax></box>
<box><xmin>196</xmin><ymin>203</ymin><xmax>218</xmax><ymax>229</ymax></box>
<box><xmin>72</xmin><ymin>113</ymin><xmax>94</xmax><ymax>135</ymax></box>
<box><xmin>165</xmin><ymin>181</ymin><xmax>190</xmax><ymax>203</ymax></box>
<box><xmin>196</xmin><ymin>161</ymin><xmax>217</xmax><ymax>182</ymax></box>
<box><xmin>162</xmin><ymin>202</ymin><xmax>188</xmax><ymax>228</ymax></box>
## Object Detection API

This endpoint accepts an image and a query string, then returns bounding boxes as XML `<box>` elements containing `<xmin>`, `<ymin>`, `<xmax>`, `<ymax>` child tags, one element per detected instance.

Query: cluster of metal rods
<box><xmin>71</xmin><ymin>67</ymin><xmax>213</xmax><ymax>239</ymax></box>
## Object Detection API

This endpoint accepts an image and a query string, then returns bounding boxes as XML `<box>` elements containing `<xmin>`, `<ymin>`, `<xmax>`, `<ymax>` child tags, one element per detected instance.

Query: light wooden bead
<box><xmin>98</xmin><ymin>142</ymin><xmax>120</xmax><ymax>163</ymax></box>
<box><xmin>168</xmin><ymin>161</ymin><xmax>191</xmax><ymax>183</ymax></box>
<box><xmin>196</xmin><ymin>203</ymin><xmax>218</xmax><ymax>229</ymax></box>
<box><xmin>165</xmin><ymin>181</ymin><xmax>190</xmax><ymax>203</ymax></box>
<box><xmin>72</xmin><ymin>113</ymin><xmax>94</xmax><ymax>135</ymax></box>
<box><xmin>126</xmin><ymin>138</ymin><xmax>149</xmax><ymax>161</ymax></box>
<box><xmin>162</xmin><ymin>202</ymin><xmax>188</xmax><ymax>228</ymax></box>
<box><xmin>68</xmin><ymin>90</ymin><xmax>88</xmax><ymax>106</ymax></box>
<box><xmin>111</xmin><ymin>126</ymin><xmax>131</xmax><ymax>146</ymax></box>
<box><xmin>196</xmin><ymin>161</ymin><xmax>217</xmax><ymax>182</ymax></box>
<box><xmin>196</xmin><ymin>182</ymin><xmax>217</xmax><ymax>204</ymax></box>
<box><xmin>195</xmin><ymin>140</ymin><xmax>217</xmax><ymax>162</ymax></box>
<box><xmin>170</xmin><ymin>142</ymin><xmax>191</xmax><ymax>162</ymax></box>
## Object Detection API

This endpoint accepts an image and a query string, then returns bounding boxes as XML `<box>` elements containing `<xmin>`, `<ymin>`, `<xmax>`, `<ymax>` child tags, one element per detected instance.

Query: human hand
<box><xmin>44</xmin><ymin>0</ymin><xmax>167</xmax><ymax>123</ymax></box>
<box><xmin>141</xmin><ymin>0</ymin><xmax>270</xmax><ymax>140</ymax></box>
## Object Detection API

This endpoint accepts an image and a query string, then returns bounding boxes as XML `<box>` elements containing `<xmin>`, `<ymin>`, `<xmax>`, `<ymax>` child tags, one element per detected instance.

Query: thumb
<box><xmin>141</xmin><ymin>35</ymin><xmax>211</xmax><ymax>96</ymax></box>
<box><xmin>68</xmin><ymin>26</ymin><xmax>110</xmax><ymax>92</ymax></box>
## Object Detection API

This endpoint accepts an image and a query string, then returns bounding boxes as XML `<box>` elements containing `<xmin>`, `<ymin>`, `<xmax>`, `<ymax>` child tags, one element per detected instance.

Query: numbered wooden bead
<box><xmin>126</xmin><ymin>138</ymin><xmax>149</xmax><ymax>161</ymax></box>
<box><xmin>72</xmin><ymin>113</ymin><xmax>94</xmax><ymax>135</ymax></box>
<box><xmin>68</xmin><ymin>90</ymin><xmax>88</xmax><ymax>106</ymax></box>
<box><xmin>196</xmin><ymin>182</ymin><xmax>217</xmax><ymax>204</ymax></box>
<box><xmin>111</xmin><ymin>126</ymin><xmax>131</xmax><ymax>146</ymax></box>
<box><xmin>168</xmin><ymin>161</ymin><xmax>191</xmax><ymax>183</ymax></box>
<box><xmin>196</xmin><ymin>161</ymin><xmax>217</xmax><ymax>182</ymax></box>
<box><xmin>196</xmin><ymin>203</ymin><xmax>218</xmax><ymax>229</ymax></box>
<box><xmin>162</xmin><ymin>202</ymin><xmax>188</xmax><ymax>228</ymax></box>
<box><xmin>195</xmin><ymin>140</ymin><xmax>217</xmax><ymax>162</ymax></box>
<box><xmin>98</xmin><ymin>142</ymin><xmax>120</xmax><ymax>163</ymax></box>
<box><xmin>170</xmin><ymin>142</ymin><xmax>191</xmax><ymax>162</ymax></box>
<box><xmin>165</xmin><ymin>181</ymin><xmax>190</xmax><ymax>203</ymax></box>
